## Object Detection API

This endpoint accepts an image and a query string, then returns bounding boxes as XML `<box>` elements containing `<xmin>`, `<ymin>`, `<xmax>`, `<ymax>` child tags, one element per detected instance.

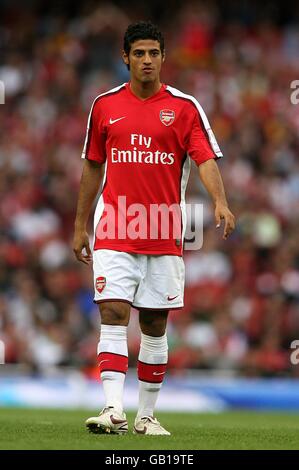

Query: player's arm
<box><xmin>186</xmin><ymin>102</ymin><xmax>235</xmax><ymax>240</ymax></box>
<box><xmin>73</xmin><ymin>159</ymin><xmax>103</xmax><ymax>264</ymax></box>
<box><xmin>198</xmin><ymin>159</ymin><xmax>235</xmax><ymax>239</ymax></box>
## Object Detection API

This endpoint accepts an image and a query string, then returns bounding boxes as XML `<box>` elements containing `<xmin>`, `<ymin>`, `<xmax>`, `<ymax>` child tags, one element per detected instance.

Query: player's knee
<box><xmin>100</xmin><ymin>303</ymin><xmax>130</xmax><ymax>326</ymax></box>
<box><xmin>139</xmin><ymin>311</ymin><xmax>168</xmax><ymax>336</ymax></box>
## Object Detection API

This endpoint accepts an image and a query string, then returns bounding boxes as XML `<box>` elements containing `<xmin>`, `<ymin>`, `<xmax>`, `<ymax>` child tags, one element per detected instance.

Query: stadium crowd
<box><xmin>0</xmin><ymin>1</ymin><xmax>299</xmax><ymax>377</ymax></box>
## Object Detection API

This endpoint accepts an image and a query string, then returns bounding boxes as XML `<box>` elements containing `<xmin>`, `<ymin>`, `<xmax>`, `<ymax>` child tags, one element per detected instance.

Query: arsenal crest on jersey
<box><xmin>160</xmin><ymin>109</ymin><xmax>175</xmax><ymax>126</ymax></box>
<box><xmin>96</xmin><ymin>276</ymin><xmax>106</xmax><ymax>293</ymax></box>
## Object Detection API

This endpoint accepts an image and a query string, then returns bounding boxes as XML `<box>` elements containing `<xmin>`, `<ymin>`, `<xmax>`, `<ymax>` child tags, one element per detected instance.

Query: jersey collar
<box><xmin>126</xmin><ymin>82</ymin><xmax>166</xmax><ymax>103</ymax></box>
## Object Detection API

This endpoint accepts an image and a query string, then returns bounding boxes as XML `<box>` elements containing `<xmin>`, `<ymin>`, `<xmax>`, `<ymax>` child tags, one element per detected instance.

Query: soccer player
<box><xmin>73</xmin><ymin>21</ymin><xmax>235</xmax><ymax>435</ymax></box>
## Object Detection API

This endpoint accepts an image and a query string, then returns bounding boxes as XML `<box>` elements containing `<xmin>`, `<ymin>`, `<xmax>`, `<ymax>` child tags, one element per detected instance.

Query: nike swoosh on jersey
<box><xmin>109</xmin><ymin>116</ymin><xmax>126</xmax><ymax>124</ymax></box>
<box><xmin>167</xmin><ymin>295</ymin><xmax>179</xmax><ymax>301</ymax></box>
<box><xmin>153</xmin><ymin>371</ymin><xmax>166</xmax><ymax>376</ymax></box>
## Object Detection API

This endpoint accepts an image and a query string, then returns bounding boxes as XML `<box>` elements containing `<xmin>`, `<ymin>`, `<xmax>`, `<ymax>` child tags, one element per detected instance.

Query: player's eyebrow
<box><xmin>132</xmin><ymin>48</ymin><xmax>160</xmax><ymax>53</ymax></box>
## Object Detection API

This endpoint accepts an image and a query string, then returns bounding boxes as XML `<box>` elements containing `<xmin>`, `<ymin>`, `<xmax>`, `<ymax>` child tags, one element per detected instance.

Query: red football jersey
<box><xmin>81</xmin><ymin>82</ymin><xmax>223</xmax><ymax>255</ymax></box>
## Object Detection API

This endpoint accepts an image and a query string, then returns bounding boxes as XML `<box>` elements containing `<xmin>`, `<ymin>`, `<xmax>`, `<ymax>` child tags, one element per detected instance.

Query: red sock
<box><xmin>138</xmin><ymin>360</ymin><xmax>167</xmax><ymax>383</ymax></box>
<box><xmin>98</xmin><ymin>352</ymin><xmax>128</xmax><ymax>375</ymax></box>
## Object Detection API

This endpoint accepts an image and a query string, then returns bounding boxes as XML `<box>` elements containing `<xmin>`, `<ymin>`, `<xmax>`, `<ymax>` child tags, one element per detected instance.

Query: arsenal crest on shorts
<box><xmin>96</xmin><ymin>276</ymin><xmax>106</xmax><ymax>293</ymax></box>
<box><xmin>160</xmin><ymin>109</ymin><xmax>175</xmax><ymax>126</ymax></box>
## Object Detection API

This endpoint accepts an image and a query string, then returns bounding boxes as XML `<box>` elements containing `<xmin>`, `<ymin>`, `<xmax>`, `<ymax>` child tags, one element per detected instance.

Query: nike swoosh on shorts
<box><xmin>167</xmin><ymin>295</ymin><xmax>179</xmax><ymax>301</ymax></box>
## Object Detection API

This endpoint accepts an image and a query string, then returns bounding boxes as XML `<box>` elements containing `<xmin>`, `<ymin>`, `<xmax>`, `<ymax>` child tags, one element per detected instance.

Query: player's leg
<box><xmin>86</xmin><ymin>301</ymin><xmax>130</xmax><ymax>435</ymax></box>
<box><xmin>85</xmin><ymin>248</ymin><xmax>140</xmax><ymax>435</ymax></box>
<box><xmin>98</xmin><ymin>301</ymin><xmax>130</xmax><ymax>414</ymax></box>
<box><xmin>132</xmin><ymin>254</ymin><xmax>184</xmax><ymax>435</ymax></box>
<box><xmin>134</xmin><ymin>308</ymin><xmax>171</xmax><ymax>435</ymax></box>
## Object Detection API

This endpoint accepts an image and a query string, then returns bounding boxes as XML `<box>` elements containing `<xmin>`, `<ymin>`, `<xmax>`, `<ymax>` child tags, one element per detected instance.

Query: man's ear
<box><xmin>122</xmin><ymin>50</ymin><xmax>129</xmax><ymax>66</ymax></box>
<box><xmin>162</xmin><ymin>51</ymin><xmax>166</xmax><ymax>63</ymax></box>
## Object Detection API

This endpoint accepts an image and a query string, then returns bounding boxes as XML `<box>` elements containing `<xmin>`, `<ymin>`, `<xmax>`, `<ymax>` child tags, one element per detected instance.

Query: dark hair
<box><xmin>123</xmin><ymin>21</ymin><xmax>165</xmax><ymax>55</ymax></box>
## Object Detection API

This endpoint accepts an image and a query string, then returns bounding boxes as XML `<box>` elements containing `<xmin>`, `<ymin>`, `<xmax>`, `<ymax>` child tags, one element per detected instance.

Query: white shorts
<box><xmin>92</xmin><ymin>249</ymin><xmax>185</xmax><ymax>310</ymax></box>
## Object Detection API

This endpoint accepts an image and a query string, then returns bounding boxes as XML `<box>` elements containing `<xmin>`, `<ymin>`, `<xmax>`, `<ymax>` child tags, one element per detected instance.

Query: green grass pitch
<box><xmin>0</xmin><ymin>408</ymin><xmax>298</xmax><ymax>450</ymax></box>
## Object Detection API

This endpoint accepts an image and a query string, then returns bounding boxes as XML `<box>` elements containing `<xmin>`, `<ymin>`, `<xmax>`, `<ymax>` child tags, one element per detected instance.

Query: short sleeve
<box><xmin>186</xmin><ymin>106</ymin><xmax>223</xmax><ymax>166</ymax></box>
<box><xmin>81</xmin><ymin>100</ymin><xmax>107</xmax><ymax>164</ymax></box>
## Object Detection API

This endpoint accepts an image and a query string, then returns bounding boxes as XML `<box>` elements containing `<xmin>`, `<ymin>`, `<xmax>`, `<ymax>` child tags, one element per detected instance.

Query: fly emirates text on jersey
<box><xmin>111</xmin><ymin>134</ymin><xmax>175</xmax><ymax>165</ymax></box>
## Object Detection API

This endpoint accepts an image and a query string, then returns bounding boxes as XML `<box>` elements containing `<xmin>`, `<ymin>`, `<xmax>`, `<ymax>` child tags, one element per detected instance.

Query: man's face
<box><xmin>123</xmin><ymin>39</ymin><xmax>165</xmax><ymax>83</ymax></box>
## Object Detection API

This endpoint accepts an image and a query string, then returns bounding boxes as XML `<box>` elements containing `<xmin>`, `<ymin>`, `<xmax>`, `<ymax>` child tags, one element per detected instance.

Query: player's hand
<box><xmin>73</xmin><ymin>229</ymin><xmax>92</xmax><ymax>265</ymax></box>
<box><xmin>215</xmin><ymin>203</ymin><xmax>235</xmax><ymax>240</ymax></box>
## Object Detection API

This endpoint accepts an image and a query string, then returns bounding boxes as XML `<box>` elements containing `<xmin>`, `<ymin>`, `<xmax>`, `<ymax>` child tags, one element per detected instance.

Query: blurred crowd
<box><xmin>0</xmin><ymin>1</ymin><xmax>299</xmax><ymax>377</ymax></box>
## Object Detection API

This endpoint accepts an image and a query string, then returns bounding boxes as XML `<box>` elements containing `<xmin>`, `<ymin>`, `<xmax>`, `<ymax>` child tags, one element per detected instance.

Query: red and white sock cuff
<box><xmin>98</xmin><ymin>351</ymin><xmax>128</xmax><ymax>374</ymax></box>
<box><xmin>97</xmin><ymin>325</ymin><xmax>128</xmax><ymax>374</ymax></box>
<box><xmin>137</xmin><ymin>360</ymin><xmax>167</xmax><ymax>384</ymax></box>
<box><xmin>138</xmin><ymin>333</ymin><xmax>168</xmax><ymax>383</ymax></box>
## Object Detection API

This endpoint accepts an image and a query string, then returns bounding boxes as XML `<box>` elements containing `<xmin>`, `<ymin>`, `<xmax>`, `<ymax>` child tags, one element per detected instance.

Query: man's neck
<box><xmin>129</xmin><ymin>79</ymin><xmax>162</xmax><ymax>100</ymax></box>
